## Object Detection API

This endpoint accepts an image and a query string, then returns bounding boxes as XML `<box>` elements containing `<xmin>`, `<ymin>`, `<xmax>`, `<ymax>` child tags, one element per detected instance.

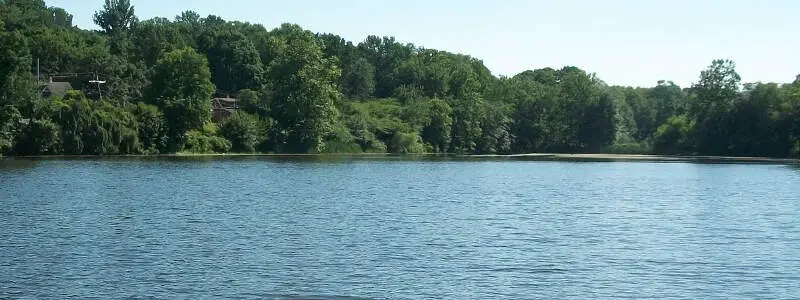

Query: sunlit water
<box><xmin>1</xmin><ymin>156</ymin><xmax>799</xmax><ymax>299</ymax></box>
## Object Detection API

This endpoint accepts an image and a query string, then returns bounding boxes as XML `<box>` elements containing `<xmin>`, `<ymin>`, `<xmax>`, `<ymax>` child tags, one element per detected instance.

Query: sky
<box><xmin>47</xmin><ymin>0</ymin><xmax>800</xmax><ymax>88</ymax></box>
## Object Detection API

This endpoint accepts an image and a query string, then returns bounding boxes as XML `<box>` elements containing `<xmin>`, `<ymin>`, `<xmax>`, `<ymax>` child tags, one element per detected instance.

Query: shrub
<box><xmin>131</xmin><ymin>103</ymin><xmax>167</xmax><ymax>154</ymax></box>
<box><xmin>182</xmin><ymin>123</ymin><xmax>232</xmax><ymax>153</ymax></box>
<box><xmin>603</xmin><ymin>142</ymin><xmax>652</xmax><ymax>155</ymax></box>
<box><xmin>218</xmin><ymin>111</ymin><xmax>263</xmax><ymax>153</ymax></box>
<box><xmin>389</xmin><ymin>132</ymin><xmax>425</xmax><ymax>154</ymax></box>
<box><xmin>653</xmin><ymin>115</ymin><xmax>695</xmax><ymax>155</ymax></box>
<box><xmin>15</xmin><ymin>119</ymin><xmax>62</xmax><ymax>155</ymax></box>
<box><xmin>0</xmin><ymin>105</ymin><xmax>22</xmax><ymax>154</ymax></box>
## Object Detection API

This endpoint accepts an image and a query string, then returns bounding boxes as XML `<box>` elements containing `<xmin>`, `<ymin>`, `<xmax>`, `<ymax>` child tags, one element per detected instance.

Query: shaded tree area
<box><xmin>1</xmin><ymin>1</ymin><xmax>799</xmax><ymax>157</ymax></box>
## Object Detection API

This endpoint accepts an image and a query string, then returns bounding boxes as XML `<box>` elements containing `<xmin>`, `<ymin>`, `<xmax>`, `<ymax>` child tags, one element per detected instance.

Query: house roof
<box><xmin>41</xmin><ymin>82</ymin><xmax>73</xmax><ymax>98</ymax></box>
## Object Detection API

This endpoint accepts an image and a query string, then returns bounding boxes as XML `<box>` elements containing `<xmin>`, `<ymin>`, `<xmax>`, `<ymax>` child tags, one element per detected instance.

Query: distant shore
<box><xmin>469</xmin><ymin>153</ymin><xmax>800</xmax><ymax>164</ymax></box>
<box><xmin>2</xmin><ymin>152</ymin><xmax>799</xmax><ymax>164</ymax></box>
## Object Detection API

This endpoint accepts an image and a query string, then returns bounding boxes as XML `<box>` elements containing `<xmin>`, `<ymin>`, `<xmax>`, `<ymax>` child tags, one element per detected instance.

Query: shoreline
<box><xmin>1</xmin><ymin>152</ymin><xmax>798</xmax><ymax>164</ymax></box>
<box><xmin>469</xmin><ymin>153</ymin><xmax>800</xmax><ymax>164</ymax></box>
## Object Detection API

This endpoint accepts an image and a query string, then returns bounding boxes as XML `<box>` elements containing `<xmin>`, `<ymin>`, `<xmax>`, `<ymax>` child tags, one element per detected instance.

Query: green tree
<box><xmin>605</xmin><ymin>86</ymin><xmax>638</xmax><ymax>144</ymax></box>
<box><xmin>448</xmin><ymin>93</ymin><xmax>484</xmax><ymax>154</ymax></box>
<box><xmin>581</xmin><ymin>90</ymin><xmax>617</xmax><ymax>152</ymax></box>
<box><xmin>147</xmin><ymin>47</ymin><xmax>215</xmax><ymax>149</ymax></box>
<box><xmin>0</xmin><ymin>30</ymin><xmax>35</xmax><ymax>109</ymax></box>
<box><xmin>477</xmin><ymin>101</ymin><xmax>512</xmax><ymax>154</ymax></box>
<box><xmin>130</xmin><ymin>102</ymin><xmax>167</xmax><ymax>154</ymax></box>
<box><xmin>15</xmin><ymin>118</ymin><xmax>61</xmax><ymax>155</ymax></box>
<box><xmin>691</xmin><ymin>59</ymin><xmax>741</xmax><ymax>155</ymax></box>
<box><xmin>0</xmin><ymin>105</ymin><xmax>22</xmax><ymax>154</ymax></box>
<box><xmin>405</xmin><ymin>98</ymin><xmax>452</xmax><ymax>152</ymax></box>
<box><xmin>265</xmin><ymin>24</ymin><xmax>341</xmax><ymax>153</ymax></box>
<box><xmin>649</xmin><ymin>80</ymin><xmax>687</xmax><ymax>127</ymax></box>
<box><xmin>341</xmin><ymin>57</ymin><xmax>376</xmax><ymax>99</ymax></box>
<box><xmin>93</xmin><ymin>0</ymin><xmax>136</xmax><ymax>36</ymax></box>
<box><xmin>131</xmin><ymin>17</ymin><xmax>192</xmax><ymax>66</ymax></box>
<box><xmin>183</xmin><ymin>123</ymin><xmax>231</xmax><ymax>153</ymax></box>
<box><xmin>503</xmin><ymin>73</ymin><xmax>552</xmax><ymax>153</ymax></box>
<box><xmin>358</xmin><ymin>35</ymin><xmax>415</xmax><ymax>98</ymax></box>
<box><xmin>198</xmin><ymin>29</ymin><xmax>265</xmax><ymax>94</ymax></box>
<box><xmin>624</xmin><ymin>87</ymin><xmax>656</xmax><ymax>141</ymax></box>
<box><xmin>147</xmin><ymin>47</ymin><xmax>215</xmax><ymax>103</ymax></box>
<box><xmin>238</xmin><ymin>89</ymin><xmax>270</xmax><ymax>117</ymax></box>
<box><xmin>219</xmin><ymin>111</ymin><xmax>263</xmax><ymax>152</ymax></box>
<box><xmin>653</xmin><ymin>115</ymin><xmax>694</xmax><ymax>155</ymax></box>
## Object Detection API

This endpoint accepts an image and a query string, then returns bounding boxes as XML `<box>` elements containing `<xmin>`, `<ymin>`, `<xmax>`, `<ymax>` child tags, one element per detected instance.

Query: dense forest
<box><xmin>1</xmin><ymin>0</ymin><xmax>799</xmax><ymax>157</ymax></box>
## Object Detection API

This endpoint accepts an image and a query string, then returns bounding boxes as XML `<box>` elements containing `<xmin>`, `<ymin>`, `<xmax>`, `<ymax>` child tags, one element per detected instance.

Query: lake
<box><xmin>1</xmin><ymin>156</ymin><xmax>799</xmax><ymax>299</ymax></box>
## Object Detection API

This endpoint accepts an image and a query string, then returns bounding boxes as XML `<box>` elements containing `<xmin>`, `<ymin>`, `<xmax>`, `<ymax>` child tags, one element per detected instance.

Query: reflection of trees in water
<box><xmin>0</xmin><ymin>159</ymin><xmax>40</xmax><ymax>172</ymax></box>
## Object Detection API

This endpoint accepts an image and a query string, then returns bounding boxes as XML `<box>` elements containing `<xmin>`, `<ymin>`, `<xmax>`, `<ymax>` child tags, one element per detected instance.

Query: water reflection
<box><xmin>0</xmin><ymin>158</ymin><xmax>40</xmax><ymax>172</ymax></box>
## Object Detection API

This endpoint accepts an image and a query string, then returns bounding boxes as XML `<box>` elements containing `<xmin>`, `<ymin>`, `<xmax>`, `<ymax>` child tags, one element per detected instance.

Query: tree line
<box><xmin>1</xmin><ymin>0</ymin><xmax>799</xmax><ymax>157</ymax></box>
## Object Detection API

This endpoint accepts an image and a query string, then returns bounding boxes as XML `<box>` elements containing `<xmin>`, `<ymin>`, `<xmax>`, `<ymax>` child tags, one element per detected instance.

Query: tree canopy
<box><xmin>1</xmin><ymin>0</ymin><xmax>798</xmax><ymax>158</ymax></box>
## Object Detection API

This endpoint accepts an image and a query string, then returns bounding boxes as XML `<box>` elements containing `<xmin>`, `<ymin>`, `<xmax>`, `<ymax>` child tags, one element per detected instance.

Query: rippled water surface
<box><xmin>1</xmin><ymin>157</ymin><xmax>799</xmax><ymax>299</ymax></box>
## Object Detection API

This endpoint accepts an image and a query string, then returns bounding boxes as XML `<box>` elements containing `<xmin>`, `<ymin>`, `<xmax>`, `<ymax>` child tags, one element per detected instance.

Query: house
<box><xmin>41</xmin><ymin>79</ymin><xmax>73</xmax><ymax>99</ymax></box>
<box><xmin>211</xmin><ymin>97</ymin><xmax>238</xmax><ymax>122</ymax></box>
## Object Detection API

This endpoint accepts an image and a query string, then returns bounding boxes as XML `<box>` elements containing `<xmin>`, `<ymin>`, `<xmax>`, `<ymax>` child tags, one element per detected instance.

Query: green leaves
<box><xmin>146</xmin><ymin>47</ymin><xmax>214</xmax><ymax>150</ymax></box>
<box><xmin>0</xmin><ymin>105</ymin><xmax>22</xmax><ymax>154</ymax></box>
<box><xmin>265</xmin><ymin>25</ymin><xmax>341</xmax><ymax>153</ymax></box>
<box><xmin>148</xmin><ymin>47</ymin><xmax>215</xmax><ymax>104</ymax></box>
<box><xmin>691</xmin><ymin>59</ymin><xmax>741</xmax><ymax>119</ymax></box>
<box><xmin>0</xmin><ymin>30</ymin><xmax>34</xmax><ymax>107</ymax></box>
<box><xmin>3</xmin><ymin>2</ymin><xmax>800</xmax><ymax>158</ymax></box>
<box><xmin>653</xmin><ymin>115</ymin><xmax>694</xmax><ymax>155</ymax></box>
<box><xmin>198</xmin><ymin>29</ymin><xmax>264</xmax><ymax>94</ymax></box>
<box><xmin>93</xmin><ymin>0</ymin><xmax>136</xmax><ymax>36</ymax></box>
<box><xmin>130</xmin><ymin>102</ymin><xmax>167</xmax><ymax>154</ymax></box>
<box><xmin>218</xmin><ymin>111</ymin><xmax>264</xmax><ymax>153</ymax></box>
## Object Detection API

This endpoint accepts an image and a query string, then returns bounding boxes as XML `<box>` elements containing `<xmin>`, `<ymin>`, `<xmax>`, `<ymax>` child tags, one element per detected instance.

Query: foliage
<box><xmin>93</xmin><ymin>0</ymin><xmax>137</xmax><ymax>36</ymax></box>
<box><xmin>0</xmin><ymin>105</ymin><xmax>23</xmax><ymax>154</ymax></box>
<box><xmin>147</xmin><ymin>47</ymin><xmax>215</xmax><ymax>104</ymax></box>
<box><xmin>182</xmin><ymin>123</ymin><xmax>231</xmax><ymax>153</ymax></box>
<box><xmin>15</xmin><ymin>118</ymin><xmax>61</xmax><ymax>155</ymax></box>
<box><xmin>130</xmin><ymin>102</ymin><xmax>167</xmax><ymax>154</ymax></box>
<box><xmin>389</xmin><ymin>132</ymin><xmax>424</xmax><ymax>154</ymax></box>
<box><xmin>602</xmin><ymin>142</ymin><xmax>651</xmax><ymax>155</ymax></box>
<box><xmin>0</xmin><ymin>29</ymin><xmax>35</xmax><ymax>108</ymax></box>
<box><xmin>50</xmin><ymin>92</ymin><xmax>140</xmax><ymax>155</ymax></box>
<box><xmin>1</xmin><ymin>1</ymin><xmax>799</xmax><ymax>158</ymax></box>
<box><xmin>198</xmin><ymin>28</ymin><xmax>264</xmax><ymax>93</ymax></box>
<box><xmin>147</xmin><ymin>47</ymin><xmax>214</xmax><ymax>149</ymax></box>
<box><xmin>218</xmin><ymin>111</ymin><xmax>264</xmax><ymax>153</ymax></box>
<box><xmin>265</xmin><ymin>24</ymin><xmax>341</xmax><ymax>153</ymax></box>
<box><xmin>653</xmin><ymin>115</ymin><xmax>695</xmax><ymax>155</ymax></box>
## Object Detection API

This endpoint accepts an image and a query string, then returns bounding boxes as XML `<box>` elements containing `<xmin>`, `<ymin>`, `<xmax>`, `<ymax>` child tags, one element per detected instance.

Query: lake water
<box><xmin>1</xmin><ymin>156</ymin><xmax>799</xmax><ymax>299</ymax></box>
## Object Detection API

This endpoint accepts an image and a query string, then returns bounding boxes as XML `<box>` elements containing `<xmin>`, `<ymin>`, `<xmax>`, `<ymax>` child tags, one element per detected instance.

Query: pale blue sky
<box><xmin>49</xmin><ymin>0</ymin><xmax>799</xmax><ymax>87</ymax></box>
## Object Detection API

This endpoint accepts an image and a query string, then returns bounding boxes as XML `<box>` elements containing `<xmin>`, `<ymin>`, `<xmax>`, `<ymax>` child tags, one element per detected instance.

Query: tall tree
<box><xmin>131</xmin><ymin>17</ymin><xmax>192</xmax><ymax>66</ymax></box>
<box><xmin>265</xmin><ymin>24</ymin><xmax>341</xmax><ymax>153</ymax></box>
<box><xmin>358</xmin><ymin>35</ymin><xmax>415</xmax><ymax>98</ymax></box>
<box><xmin>649</xmin><ymin>80</ymin><xmax>687</xmax><ymax>127</ymax></box>
<box><xmin>93</xmin><ymin>0</ymin><xmax>136</xmax><ymax>36</ymax></box>
<box><xmin>0</xmin><ymin>30</ymin><xmax>35</xmax><ymax>110</ymax></box>
<box><xmin>691</xmin><ymin>59</ymin><xmax>741</xmax><ymax>155</ymax></box>
<box><xmin>341</xmin><ymin>57</ymin><xmax>376</xmax><ymax>99</ymax></box>
<box><xmin>147</xmin><ymin>47</ymin><xmax>215</xmax><ymax>148</ymax></box>
<box><xmin>198</xmin><ymin>29</ymin><xmax>264</xmax><ymax>94</ymax></box>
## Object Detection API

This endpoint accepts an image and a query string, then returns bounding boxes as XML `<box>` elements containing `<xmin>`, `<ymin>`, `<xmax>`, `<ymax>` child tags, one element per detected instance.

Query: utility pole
<box><xmin>89</xmin><ymin>72</ymin><xmax>106</xmax><ymax>101</ymax></box>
